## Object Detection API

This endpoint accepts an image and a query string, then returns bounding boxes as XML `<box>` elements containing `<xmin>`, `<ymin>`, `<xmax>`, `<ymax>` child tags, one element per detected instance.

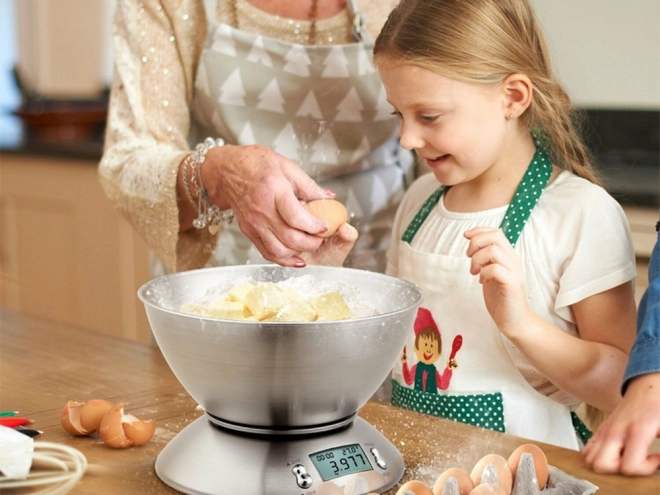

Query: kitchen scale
<box><xmin>138</xmin><ymin>265</ymin><xmax>422</xmax><ymax>495</ymax></box>
<box><xmin>155</xmin><ymin>412</ymin><xmax>404</xmax><ymax>494</ymax></box>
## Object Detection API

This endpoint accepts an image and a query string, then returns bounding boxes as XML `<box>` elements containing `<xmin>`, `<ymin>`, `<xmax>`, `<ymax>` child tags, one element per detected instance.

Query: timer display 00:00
<box><xmin>309</xmin><ymin>444</ymin><xmax>373</xmax><ymax>481</ymax></box>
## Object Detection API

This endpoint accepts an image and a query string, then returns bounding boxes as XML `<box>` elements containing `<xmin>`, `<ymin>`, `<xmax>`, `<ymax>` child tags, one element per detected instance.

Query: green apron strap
<box><xmin>402</xmin><ymin>143</ymin><xmax>553</xmax><ymax>247</ymax></box>
<box><xmin>500</xmin><ymin>145</ymin><xmax>552</xmax><ymax>246</ymax></box>
<box><xmin>571</xmin><ymin>411</ymin><xmax>594</xmax><ymax>444</ymax></box>
<box><xmin>401</xmin><ymin>186</ymin><xmax>446</xmax><ymax>243</ymax></box>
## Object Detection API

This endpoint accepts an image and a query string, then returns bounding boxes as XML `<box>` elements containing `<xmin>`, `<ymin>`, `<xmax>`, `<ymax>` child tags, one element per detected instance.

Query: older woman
<box><xmin>99</xmin><ymin>0</ymin><xmax>413</xmax><ymax>273</ymax></box>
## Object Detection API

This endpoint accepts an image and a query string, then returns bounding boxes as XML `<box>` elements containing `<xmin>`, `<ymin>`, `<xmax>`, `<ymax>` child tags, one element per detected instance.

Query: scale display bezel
<box><xmin>309</xmin><ymin>443</ymin><xmax>373</xmax><ymax>481</ymax></box>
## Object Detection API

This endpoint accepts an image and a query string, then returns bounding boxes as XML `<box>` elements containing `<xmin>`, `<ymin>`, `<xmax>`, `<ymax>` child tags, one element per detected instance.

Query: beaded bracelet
<box><xmin>190</xmin><ymin>137</ymin><xmax>234</xmax><ymax>234</ymax></box>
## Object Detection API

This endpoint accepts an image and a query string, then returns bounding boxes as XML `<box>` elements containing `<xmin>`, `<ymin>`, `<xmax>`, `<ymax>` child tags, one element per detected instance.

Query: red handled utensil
<box><xmin>449</xmin><ymin>335</ymin><xmax>463</xmax><ymax>360</ymax></box>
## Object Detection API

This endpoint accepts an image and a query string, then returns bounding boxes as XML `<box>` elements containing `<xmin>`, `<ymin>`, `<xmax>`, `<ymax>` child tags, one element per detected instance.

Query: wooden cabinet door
<box><xmin>0</xmin><ymin>154</ymin><xmax>153</xmax><ymax>343</ymax></box>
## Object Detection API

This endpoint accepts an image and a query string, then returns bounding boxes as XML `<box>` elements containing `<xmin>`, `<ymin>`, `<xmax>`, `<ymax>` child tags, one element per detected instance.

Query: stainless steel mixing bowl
<box><xmin>138</xmin><ymin>264</ymin><xmax>423</xmax><ymax>430</ymax></box>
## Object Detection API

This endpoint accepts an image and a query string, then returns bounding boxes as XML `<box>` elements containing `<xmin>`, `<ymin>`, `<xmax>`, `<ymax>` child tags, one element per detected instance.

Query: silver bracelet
<box><xmin>191</xmin><ymin>137</ymin><xmax>235</xmax><ymax>234</ymax></box>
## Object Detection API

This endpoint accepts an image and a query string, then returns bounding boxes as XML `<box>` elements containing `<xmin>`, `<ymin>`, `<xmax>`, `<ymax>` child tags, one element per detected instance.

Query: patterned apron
<box><xmin>391</xmin><ymin>145</ymin><xmax>581</xmax><ymax>450</ymax></box>
<box><xmin>191</xmin><ymin>0</ymin><xmax>414</xmax><ymax>271</ymax></box>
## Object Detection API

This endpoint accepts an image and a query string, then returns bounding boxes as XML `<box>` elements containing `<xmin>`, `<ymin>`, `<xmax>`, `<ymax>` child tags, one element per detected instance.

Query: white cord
<box><xmin>0</xmin><ymin>441</ymin><xmax>87</xmax><ymax>495</ymax></box>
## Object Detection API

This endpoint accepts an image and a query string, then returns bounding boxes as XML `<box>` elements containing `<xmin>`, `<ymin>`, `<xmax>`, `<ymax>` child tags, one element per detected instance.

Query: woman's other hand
<box><xmin>200</xmin><ymin>144</ymin><xmax>335</xmax><ymax>267</ymax></box>
<box><xmin>302</xmin><ymin>223</ymin><xmax>358</xmax><ymax>267</ymax></box>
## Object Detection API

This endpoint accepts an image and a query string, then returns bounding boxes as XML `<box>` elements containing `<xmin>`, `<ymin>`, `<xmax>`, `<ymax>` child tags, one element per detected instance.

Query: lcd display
<box><xmin>309</xmin><ymin>444</ymin><xmax>373</xmax><ymax>481</ymax></box>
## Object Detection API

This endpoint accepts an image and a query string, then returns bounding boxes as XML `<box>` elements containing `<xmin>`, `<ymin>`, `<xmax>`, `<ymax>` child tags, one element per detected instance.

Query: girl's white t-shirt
<box><xmin>386</xmin><ymin>170</ymin><xmax>637</xmax><ymax>408</ymax></box>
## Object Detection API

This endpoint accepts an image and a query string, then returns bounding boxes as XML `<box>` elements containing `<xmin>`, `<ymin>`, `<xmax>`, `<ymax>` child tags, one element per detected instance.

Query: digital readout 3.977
<box><xmin>310</xmin><ymin>444</ymin><xmax>373</xmax><ymax>481</ymax></box>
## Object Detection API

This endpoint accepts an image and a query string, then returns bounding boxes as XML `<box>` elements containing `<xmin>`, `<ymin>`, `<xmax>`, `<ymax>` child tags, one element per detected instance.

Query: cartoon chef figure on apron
<box><xmin>400</xmin><ymin>308</ymin><xmax>462</xmax><ymax>394</ymax></box>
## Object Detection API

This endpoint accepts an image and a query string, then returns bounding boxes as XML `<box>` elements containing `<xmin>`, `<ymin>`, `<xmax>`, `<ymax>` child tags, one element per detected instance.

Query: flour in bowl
<box><xmin>180</xmin><ymin>274</ymin><xmax>379</xmax><ymax>322</ymax></box>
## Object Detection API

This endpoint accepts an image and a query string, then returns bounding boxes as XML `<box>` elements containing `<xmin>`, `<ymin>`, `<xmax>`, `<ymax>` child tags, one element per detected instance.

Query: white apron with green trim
<box><xmin>192</xmin><ymin>0</ymin><xmax>413</xmax><ymax>271</ymax></box>
<box><xmin>391</xmin><ymin>146</ymin><xmax>579</xmax><ymax>450</ymax></box>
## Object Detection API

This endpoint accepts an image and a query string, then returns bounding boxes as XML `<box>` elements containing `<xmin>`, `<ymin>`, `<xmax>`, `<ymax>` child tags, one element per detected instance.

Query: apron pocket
<box><xmin>392</xmin><ymin>381</ymin><xmax>505</xmax><ymax>432</ymax></box>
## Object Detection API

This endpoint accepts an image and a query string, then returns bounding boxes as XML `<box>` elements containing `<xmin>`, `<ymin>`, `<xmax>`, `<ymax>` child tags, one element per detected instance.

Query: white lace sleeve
<box><xmin>99</xmin><ymin>0</ymin><xmax>217</xmax><ymax>273</ymax></box>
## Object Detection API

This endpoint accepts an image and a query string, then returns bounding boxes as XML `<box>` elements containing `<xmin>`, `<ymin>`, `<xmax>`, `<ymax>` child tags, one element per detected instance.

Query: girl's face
<box><xmin>378</xmin><ymin>61</ymin><xmax>511</xmax><ymax>187</ymax></box>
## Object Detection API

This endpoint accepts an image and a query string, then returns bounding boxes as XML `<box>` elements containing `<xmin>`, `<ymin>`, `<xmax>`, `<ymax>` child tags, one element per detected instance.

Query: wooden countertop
<box><xmin>1</xmin><ymin>309</ymin><xmax>658</xmax><ymax>494</ymax></box>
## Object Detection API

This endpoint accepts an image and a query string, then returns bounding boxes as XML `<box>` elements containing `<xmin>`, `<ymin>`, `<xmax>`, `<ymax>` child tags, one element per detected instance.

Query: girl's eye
<box><xmin>390</xmin><ymin>110</ymin><xmax>402</xmax><ymax>118</ymax></box>
<box><xmin>420</xmin><ymin>115</ymin><xmax>439</xmax><ymax>122</ymax></box>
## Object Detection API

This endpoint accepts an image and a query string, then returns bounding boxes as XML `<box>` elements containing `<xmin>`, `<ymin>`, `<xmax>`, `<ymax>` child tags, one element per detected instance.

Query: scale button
<box><xmin>291</xmin><ymin>464</ymin><xmax>313</xmax><ymax>489</ymax></box>
<box><xmin>370</xmin><ymin>448</ymin><xmax>388</xmax><ymax>469</ymax></box>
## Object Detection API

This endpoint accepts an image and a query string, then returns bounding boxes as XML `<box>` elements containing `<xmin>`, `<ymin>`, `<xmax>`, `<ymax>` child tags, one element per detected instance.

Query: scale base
<box><xmin>156</xmin><ymin>415</ymin><xmax>404</xmax><ymax>495</ymax></box>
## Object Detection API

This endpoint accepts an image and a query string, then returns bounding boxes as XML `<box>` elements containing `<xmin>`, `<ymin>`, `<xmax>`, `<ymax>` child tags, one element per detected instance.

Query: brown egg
<box><xmin>433</xmin><ymin>467</ymin><xmax>475</xmax><ymax>495</ymax></box>
<box><xmin>98</xmin><ymin>403</ymin><xmax>156</xmax><ymax>448</ymax></box>
<box><xmin>396</xmin><ymin>480</ymin><xmax>434</xmax><ymax>495</ymax></box>
<box><xmin>470</xmin><ymin>454</ymin><xmax>512</xmax><ymax>495</ymax></box>
<box><xmin>61</xmin><ymin>401</ymin><xmax>89</xmax><ymax>436</ymax></box>
<box><xmin>304</xmin><ymin>199</ymin><xmax>349</xmax><ymax>238</ymax></box>
<box><xmin>468</xmin><ymin>483</ymin><xmax>507</xmax><ymax>495</ymax></box>
<box><xmin>79</xmin><ymin>399</ymin><xmax>114</xmax><ymax>433</ymax></box>
<box><xmin>507</xmin><ymin>444</ymin><xmax>549</xmax><ymax>490</ymax></box>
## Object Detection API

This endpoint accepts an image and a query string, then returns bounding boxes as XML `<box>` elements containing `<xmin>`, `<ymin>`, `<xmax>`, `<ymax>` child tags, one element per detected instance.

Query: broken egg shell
<box><xmin>61</xmin><ymin>401</ymin><xmax>89</xmax><ymax>436</ymax></box>
<box><xmin>304</xmin><ymin>199</ymin><xmax>349</xmax><ymax>238</ymax></box>
<box><xmin>79</xmin><ymin>399</ymin><xmax>114</xmax><ymax>433</ymax></box>
<box><xmin>396</xmin><ymin>480</ymin><xmax>434</xmax><ymax>495</ymax></box>
<box><xmin>123</xmin><ymin>414</ymin><xmax>156</xmax><ymax>446</ymax></box>
<box><xmin>470</xmin><ymin>454</ymin><xmax>512</xmax><ymax>494</ymax></box>
<box><xmin>468</xmin><ymin>483</ymin><xmax>507</xmax><ymax>495</ymax></box>
<box><xmin>99</xmin><ymin>403</ymin><xmax>133</xmax><ymax>448</ymax></box>
<box><xmin>433</xmin><ymin>467</ymin><xmax>475</xmax><ymax>495</ymax></box>
<box><xmin>507</xmin><ymin>443</ymin><xmax>549</xmax><ymax>489</ymax></box>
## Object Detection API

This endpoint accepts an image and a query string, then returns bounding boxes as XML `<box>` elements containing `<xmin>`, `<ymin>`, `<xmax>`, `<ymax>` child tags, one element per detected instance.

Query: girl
<box><xmin>369</xmin><ymin>0</ymin><xmax>638</xmax><ymax>450</ymax></box>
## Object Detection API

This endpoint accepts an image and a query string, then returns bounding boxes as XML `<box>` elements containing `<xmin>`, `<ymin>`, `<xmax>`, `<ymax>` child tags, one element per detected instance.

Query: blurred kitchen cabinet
<box><xmin>623</xmin><ymin>206</ymin><xmax>658</xmax><ymax>259</ymax></box>
<box><xmin>0</xmin><ymin>153</ymin><xmax>153</xmax><ymax>343</ymax></box>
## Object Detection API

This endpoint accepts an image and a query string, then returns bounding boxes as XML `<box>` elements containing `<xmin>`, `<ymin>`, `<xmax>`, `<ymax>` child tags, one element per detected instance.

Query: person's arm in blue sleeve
<box><xmin>584</xmin><ymin>216</ymin><xmax>660</xmax><ymax>476</ymax></box>
<box><xmin>622</xmin><ymin>225</ymin><xmax>660</xmax><ymax>387</ymax></box>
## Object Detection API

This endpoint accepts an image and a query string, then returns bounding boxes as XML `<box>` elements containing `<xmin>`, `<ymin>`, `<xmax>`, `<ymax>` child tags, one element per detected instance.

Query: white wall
<box><xmin>532</xmin><ymin>0</ymin><xmax>660</xmax><ymax>109</ymax></box>
<box><xmin>15</xmin><ymin>0</ymin><xmax>111</xmax><ymax>98</ymax></box>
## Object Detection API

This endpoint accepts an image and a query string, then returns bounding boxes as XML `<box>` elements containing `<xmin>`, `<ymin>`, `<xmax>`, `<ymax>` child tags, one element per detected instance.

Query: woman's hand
<box><xmin>464</xmin><ymin>227</ymin><xmax>531</xmax><ymax>338</ymax></box>
<box><xmin>302</xmin><ymin>223</ymin><xmax>358</xmax><ymax>267</ymax></box>
<box><xmin>200</xmin><ymin>144</ymin><xmax>334</xmax><ymax>267</ymax></box>
<box><xmin>583</xmin><ymin>372</ymin><xmax>660</xmax><ymax>476</ymax></box>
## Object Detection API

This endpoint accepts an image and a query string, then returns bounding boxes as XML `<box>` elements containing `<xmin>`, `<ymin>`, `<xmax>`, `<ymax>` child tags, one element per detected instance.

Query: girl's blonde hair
<box><xmin>373</xmin><ymin>0</ymin><xmax>600</xmax><ymax>184</ymax></box>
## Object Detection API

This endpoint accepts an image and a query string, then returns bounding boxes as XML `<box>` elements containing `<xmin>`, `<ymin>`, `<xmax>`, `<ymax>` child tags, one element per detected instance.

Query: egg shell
<box><xmin>61</xmin><ymin>401</ymin><xmax>89</xmax><ymax>436</ymax></box>
<box><xmin>123</xmin><ymin>414</ymin><xmax>156</xmax><ymax>446</ymax></box>
<box><xmin>397</xmin><ymin>480</ymin><xmax>434</xmax><ymax>495</ymax></box>
<box><xmin>79</xmin><ymin>399</ymin><xmax>114</xmax><ymax>433</ymax></box>
<box><xmin>433</xmin><ymin>467</ymin><xmax>475</xmax><ymax>495</ymax></box>
<box><xmin>99</xmin><ymin>403</ymin><xmax>133</xmax><ymax>448</ymax></box>
<box><xmin>507</xmin><ymin>444</ymin><xmax>549</xmax><ymax>489</ymax></box>
<box><xmin>470</xmin><ymin>454</ymin><xmax>512</xmax><ymax>494</ymax></box>
<box><xmin>468</xmin><ymin>483</ymin><xmax>507</xmax><ymax>495</ymax></box>
<box><xmin>304</xmin><ymin>199</ymin><xmax>349</xmax><ymax>238</ymax></box>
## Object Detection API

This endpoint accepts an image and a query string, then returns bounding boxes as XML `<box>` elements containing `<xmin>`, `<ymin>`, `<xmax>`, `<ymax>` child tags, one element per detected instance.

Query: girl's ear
<box><xmin>502</xmin><ymin>73</ymin><xmax>533</xmax><ymax>119</ymax></box>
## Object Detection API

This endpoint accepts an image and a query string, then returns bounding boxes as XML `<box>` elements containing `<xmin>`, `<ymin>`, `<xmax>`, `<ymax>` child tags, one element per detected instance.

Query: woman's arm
<box><xmin>99</xmin><ymin>0</ymin><xmax>213</xmax><ymax>273</ymax></box>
